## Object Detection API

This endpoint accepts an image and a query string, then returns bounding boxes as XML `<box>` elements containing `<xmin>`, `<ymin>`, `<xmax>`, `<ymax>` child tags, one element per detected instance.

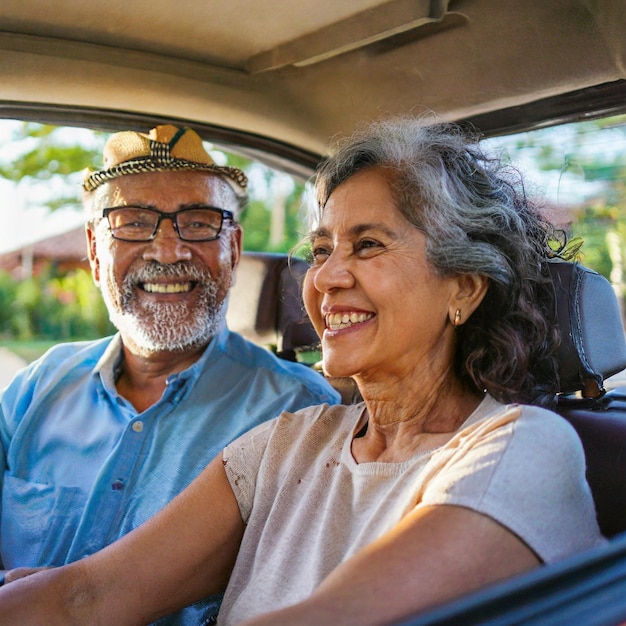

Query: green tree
<box><xmin>489</xmin><ymin>115</ymin><xmax>626</xmax><ymax>318</ymax></box>
<box><xmin>1</xmin><ymin>265</ymin><xmax>114</xmax><ymax>342</ymax></box>
<box><xmin>0</xmin><ymin>271</ymin><xmax>17</xmax><ymax>335</ymax></box>
<box><xmin>0</xmin><ymin>122</ymin><xmax>106</xmax><ymax>211</ymax></box>
<box><xmin>208</xmin><ymin>148</ymin><xmax>309</xmax><ymax>253</ymax></box>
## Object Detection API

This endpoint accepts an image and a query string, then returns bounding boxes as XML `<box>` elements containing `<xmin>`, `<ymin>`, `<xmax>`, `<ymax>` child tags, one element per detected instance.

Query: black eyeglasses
<box><xmin>101</xmin><ymin>205</ymin><xmax>234</xmax><ymax>242</ymax></box>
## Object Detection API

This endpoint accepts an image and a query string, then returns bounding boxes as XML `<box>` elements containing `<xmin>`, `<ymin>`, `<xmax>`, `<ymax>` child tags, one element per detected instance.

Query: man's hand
<box><xmin>1</xmin><ymin>567</ymin><xmax>50</xmax><ymax>585</ymax></box>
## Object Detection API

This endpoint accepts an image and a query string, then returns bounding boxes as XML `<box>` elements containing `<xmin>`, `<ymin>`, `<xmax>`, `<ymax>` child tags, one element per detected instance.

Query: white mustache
<box><xmin>126</xmin><ymin>261</ymin><xmax>211</xmax><ymax>285</ymax></box>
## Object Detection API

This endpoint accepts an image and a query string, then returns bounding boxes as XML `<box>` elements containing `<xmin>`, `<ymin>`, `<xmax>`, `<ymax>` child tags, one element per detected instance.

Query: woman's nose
<box><xmin>313</xmin><ymin>251</ymin><xmax>355</xmax><ymax>292</ymax></box>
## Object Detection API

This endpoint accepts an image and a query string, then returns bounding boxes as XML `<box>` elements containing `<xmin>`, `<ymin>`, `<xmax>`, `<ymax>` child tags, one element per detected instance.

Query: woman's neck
<box><xmin>351</xmin><ymin>374</ymin><xmax>484</xmax><ymax>463</ymax></box>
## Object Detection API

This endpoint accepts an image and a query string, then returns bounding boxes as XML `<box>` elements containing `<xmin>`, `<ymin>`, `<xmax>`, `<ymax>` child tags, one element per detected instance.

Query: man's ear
<box><xmin>230</xmin><ymin>223</ymin><xmax>243</xmax><ymax>271</ymax></box>
<box><xmin>448</xmin><ymin>273</ymin><xmax>489</xmax><ymax>326</ymax></box>
<box><xmin>86</xmin><ymin>223</ymin><xmax>100</xmax><ymax>286</ymax></box>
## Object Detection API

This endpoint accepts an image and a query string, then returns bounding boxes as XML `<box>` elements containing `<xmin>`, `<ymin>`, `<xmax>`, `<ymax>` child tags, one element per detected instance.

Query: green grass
<box><xmin>0</xmin><ymin>339</ymin><xmax>59</xmax><ymax>363</ymax></box>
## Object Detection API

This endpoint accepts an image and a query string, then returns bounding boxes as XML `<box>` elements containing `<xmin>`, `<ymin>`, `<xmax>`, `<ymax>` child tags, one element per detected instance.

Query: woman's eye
<box><xmin>311</xmin><ymin>246</ymin><xmax>331</xmax><ymax>262</ymax></box>
<box><xmin>355</xmin><ymin>239</ymin><xmax>382</xmax><ymax>254</ymax></box>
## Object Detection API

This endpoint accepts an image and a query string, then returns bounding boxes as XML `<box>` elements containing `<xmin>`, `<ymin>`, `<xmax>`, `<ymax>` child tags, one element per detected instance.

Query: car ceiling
<box><xmin>0</xmin><ymin>0</ymin><xmax>625</xmax><ymax>169</ymax></box>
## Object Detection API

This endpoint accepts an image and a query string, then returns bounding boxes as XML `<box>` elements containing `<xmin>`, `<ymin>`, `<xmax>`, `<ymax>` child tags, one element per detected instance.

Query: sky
<box><xmin>1</xmin><ymin>179</ymin><xmax>86</xmax><ymax>253</ymax></box>
<box><xmin>0</xmin><ymin>120</ymin><xmax>92</xmax><ymax>254</ymax></box>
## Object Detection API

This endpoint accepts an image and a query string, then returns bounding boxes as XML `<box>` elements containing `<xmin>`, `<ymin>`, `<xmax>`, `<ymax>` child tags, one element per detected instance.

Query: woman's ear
<box><xmin>448</xmin><ymin>274</ymin><xmax>489</xmax><ymax>326</ymax></box>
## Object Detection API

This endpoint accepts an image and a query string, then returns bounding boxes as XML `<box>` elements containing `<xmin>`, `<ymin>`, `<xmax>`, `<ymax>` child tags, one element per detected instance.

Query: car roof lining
<box><xmin>2</xmin><ymin>79</ymin><xmax>626</xmax><ymax>180</ymax></box>
<box><xmin>0</xmin><ymin>0</ymin><xmax>625</xmax><ymax>156</ymax></box>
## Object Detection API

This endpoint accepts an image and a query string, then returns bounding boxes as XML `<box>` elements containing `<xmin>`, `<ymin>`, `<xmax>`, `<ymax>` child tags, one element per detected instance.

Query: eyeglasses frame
<box><xmin>101</xmin><ymin>205</ymin><xmax>235</xmax><ymax>242</ymax></box>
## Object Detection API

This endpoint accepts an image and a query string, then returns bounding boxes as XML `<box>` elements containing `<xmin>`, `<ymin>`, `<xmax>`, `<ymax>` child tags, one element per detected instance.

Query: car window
<box><xmin>4</xmin><ymin>116</ymin><xmax>626</xmax><ymax>274</ymax></box>
<box><xmin>0</xmin><ymin>121</ymin><xmax>310</xmax><ymax>254</ymax></box>
<box><xmin>0</xmin><ymin>120</ymin><xmax>312</xmax><ymax>363</ymax></box>
<box><xmin>2</xmin><ymin>114</ymin><xmax>626</xmax><ymax>378</ymax></box>
<box><xmin>483</xmin><ymin>115</ymin><xmax>626</xmax><ymax>275</ymax></box>
<box><xmin>483</xmin><ymin>114</ymin><xmax>626</xmax><ymax>388</ymax></box>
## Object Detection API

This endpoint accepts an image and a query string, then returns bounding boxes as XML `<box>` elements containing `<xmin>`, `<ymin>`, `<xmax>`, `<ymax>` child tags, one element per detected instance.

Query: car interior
<box><xmin>2</xmin><ymin>0</ymin><xmax>626</xmax><ymax>623</ymax></box>
<box><xmin>1</xmin><ymin>1</ymin><xmax>625</xmax><ymax>160</ymax></box>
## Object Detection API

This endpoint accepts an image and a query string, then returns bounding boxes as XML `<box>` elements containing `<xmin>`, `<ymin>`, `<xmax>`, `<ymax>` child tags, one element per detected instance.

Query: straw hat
<box><xmin>83</xmin><ymin>125</ymin><xmax>248</xmax><ymax>198</ymax></box>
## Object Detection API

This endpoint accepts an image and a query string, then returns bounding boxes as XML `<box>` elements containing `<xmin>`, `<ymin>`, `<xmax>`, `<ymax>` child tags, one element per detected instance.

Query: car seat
<box><xmin>226</xmin><ymin>252</ymin><xmax>319</xmax><ymax>361</ymax></box>
<box><xmin>547</xmin><ymin>259</ymin><xmax>626</xmax><ymax>538</ymax></box>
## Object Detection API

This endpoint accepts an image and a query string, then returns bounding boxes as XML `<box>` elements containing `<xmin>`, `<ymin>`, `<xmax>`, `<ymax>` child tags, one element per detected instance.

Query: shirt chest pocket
<box><xmin>1</xmin><ymin>473</ymin><xmax>85</xmax><ymax>568</ymax></box>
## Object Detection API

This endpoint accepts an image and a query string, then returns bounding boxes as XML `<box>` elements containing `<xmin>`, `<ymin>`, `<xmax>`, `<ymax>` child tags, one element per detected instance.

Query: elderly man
<box><xmin>0</xmin><ymin>125</ymin><xmax>339</xmax><ymax>624</ymax></box>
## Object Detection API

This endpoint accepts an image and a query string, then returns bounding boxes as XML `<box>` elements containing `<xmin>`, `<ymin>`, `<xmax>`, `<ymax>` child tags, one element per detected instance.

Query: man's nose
<box><xmin>142</xmin><ymin>217</ymin><xmax>192</xmax><ymax>263</ymax></box>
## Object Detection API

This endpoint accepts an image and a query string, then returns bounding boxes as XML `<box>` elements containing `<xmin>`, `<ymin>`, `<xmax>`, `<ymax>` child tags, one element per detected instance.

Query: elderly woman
<box><xmin>0</xmin><ymin>117</ymin><xmax>605</xmax><ymax>626</ymax></box>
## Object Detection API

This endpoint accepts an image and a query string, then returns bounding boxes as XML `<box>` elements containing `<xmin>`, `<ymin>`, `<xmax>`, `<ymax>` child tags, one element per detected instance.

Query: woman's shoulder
<box><xmin>275</xmin><ymin>401</ymin><xmax>364</xmax><ymax>436</ymax></box>
<box><xmin>468</xmin><ymin>395</ymin><xmax>575</xmax><ymax>430</ymax></box>
<box><xmin>460</xmin><ymin>396</ymin><xmax>583</xmax><ymax>457</ymax></box>
<box><xmin>513</xmin><ymin>402</ymin><xmax>581</xmax><ymax>439</ymax></box>
<box><xmin>227</xmin><ymin>402</ymin><xmax>363</xmax><ymax>452</ymax></box>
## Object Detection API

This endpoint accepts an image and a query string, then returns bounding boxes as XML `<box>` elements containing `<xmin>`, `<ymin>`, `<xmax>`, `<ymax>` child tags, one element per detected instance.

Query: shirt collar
<box><xmin>93</xmin><ymin>333</ymin><xmax>124</xmax><ymax>392</ymax></box>
<box><xmin>93</xmin><ymin>320</ymin><xmax>230</xmax><ymax>393</ymax></box>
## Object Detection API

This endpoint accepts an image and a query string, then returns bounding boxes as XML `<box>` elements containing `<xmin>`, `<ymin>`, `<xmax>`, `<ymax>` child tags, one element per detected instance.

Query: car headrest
<box><xmin>226</xmin><ymin>251</ymin><xmax>320</xmax><ymax>360</ymax></box>
<box><xmin>549</xmin><ymin>259</ymin><xmax>626</xmax><ymax>397</ymax></box>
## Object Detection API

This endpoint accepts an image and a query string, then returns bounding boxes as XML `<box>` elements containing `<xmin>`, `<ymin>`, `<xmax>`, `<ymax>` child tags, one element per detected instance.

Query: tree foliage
<box><xmin>0</xmin><ymin>267</ymin><xmax>114</xmax><ymax>341</ymax></box>
<box><xmin>0</xmin><ymin>122</ymin><xmax>106</xmax><ymax>211</ymax></box>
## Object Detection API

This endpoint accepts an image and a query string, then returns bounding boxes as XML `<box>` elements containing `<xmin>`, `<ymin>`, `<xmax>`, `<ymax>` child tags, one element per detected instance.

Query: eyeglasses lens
<box><xmin>106</xmin><ymin>207</ymin><xmax>225</xmax><ymax>242</ymax></box>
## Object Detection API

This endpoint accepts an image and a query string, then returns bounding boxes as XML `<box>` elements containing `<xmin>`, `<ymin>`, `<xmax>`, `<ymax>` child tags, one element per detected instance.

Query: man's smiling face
<box><xmin>87</xmin><ymin>169</ymin><xmax>242</xmax><ymax>357</ymax></box>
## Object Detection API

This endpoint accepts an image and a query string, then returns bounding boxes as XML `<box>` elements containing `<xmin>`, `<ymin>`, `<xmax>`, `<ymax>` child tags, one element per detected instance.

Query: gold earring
<box><xmin>454</xmin><ymin>309</ymin><xmax>461</xmax><ymax>327</ymax></box>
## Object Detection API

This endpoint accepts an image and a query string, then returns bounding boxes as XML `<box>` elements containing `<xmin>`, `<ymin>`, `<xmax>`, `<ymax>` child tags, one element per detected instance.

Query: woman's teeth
<box><xmin>325</xmin><ymin>312</ymin><xmax>373</xmax><ymax>330</ymax></box>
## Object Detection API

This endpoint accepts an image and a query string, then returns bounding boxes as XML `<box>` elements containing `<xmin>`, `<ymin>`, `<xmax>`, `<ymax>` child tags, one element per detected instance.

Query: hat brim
<box><xmin>83</xmin><ymin>157</ymin><xmax>248</xmax><ymax>196</ymax></box>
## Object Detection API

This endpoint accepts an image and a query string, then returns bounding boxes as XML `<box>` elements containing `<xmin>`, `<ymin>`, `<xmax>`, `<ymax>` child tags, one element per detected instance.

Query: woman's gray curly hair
<box><xmin>312</xmin><ymin>115</ymin><xmax>566</xmax><ymax>407</ymax></box>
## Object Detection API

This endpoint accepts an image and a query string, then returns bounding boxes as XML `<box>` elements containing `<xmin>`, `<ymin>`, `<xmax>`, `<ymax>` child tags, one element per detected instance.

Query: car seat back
<box><xmin>548</xmin><ymin>260</ymin><xmax>626</xmax><ymax>537</ymax></box>
<box><xmin>226</xmin><ymin>251</ymin><xmax>319</xmax><ymax>360</ymax></box>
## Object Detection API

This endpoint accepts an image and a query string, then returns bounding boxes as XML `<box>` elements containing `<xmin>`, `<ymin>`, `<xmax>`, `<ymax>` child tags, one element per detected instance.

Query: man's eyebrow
<box><xmin>179</xmin><ymin>202</ymin><xmax>226</xmax><ymax>210</ymax></box>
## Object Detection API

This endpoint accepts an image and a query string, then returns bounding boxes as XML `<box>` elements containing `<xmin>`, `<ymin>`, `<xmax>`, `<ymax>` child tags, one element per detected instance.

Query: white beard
<box><xmin>102</xmin><ymin>260</ymin><xmax>228</xmax><ymax>356</ymax></box>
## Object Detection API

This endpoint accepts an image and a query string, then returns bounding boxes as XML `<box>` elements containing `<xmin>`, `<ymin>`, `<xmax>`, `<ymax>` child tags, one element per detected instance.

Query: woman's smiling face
<box><xmin>303</xmin><ymin>166</ymin><xmax>463</xmax><ymax>382</ymax></box>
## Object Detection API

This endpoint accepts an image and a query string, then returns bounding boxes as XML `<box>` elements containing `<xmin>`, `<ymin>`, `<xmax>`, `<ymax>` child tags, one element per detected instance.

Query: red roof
<box><xmin>0</xmin><ymin>225</ymin><xmax>89</xmax><ymax>277</ymax></box>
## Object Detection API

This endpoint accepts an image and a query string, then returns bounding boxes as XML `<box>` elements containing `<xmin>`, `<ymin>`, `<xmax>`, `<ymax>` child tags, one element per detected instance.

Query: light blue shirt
<box><xmin>0</xmin><ymin>325</ymin><xmax>339</xmax><ymax>625</ymax></box>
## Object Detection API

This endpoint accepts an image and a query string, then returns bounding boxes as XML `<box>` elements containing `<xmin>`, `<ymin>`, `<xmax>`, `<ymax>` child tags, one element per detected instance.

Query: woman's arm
<box><xmin>0</xmin><ymin>453</ymin><xmax>245</xmax><ymax>625</ymax></box>
<box><xmin>241</xmin><ymin>503</ymin><xmax>539</xmax><ymax>626</ymax></box>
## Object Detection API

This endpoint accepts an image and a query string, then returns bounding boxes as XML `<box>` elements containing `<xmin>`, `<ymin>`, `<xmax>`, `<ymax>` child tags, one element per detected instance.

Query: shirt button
<box><xmin>111</xmin><ymin>480</ymin><xmax>124</xmax><ymax>491</ymax></box>
<box><xmin>132</xmin><ymin>420</ymin><xmax>144</xmax><ymax>433</ymax></box>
